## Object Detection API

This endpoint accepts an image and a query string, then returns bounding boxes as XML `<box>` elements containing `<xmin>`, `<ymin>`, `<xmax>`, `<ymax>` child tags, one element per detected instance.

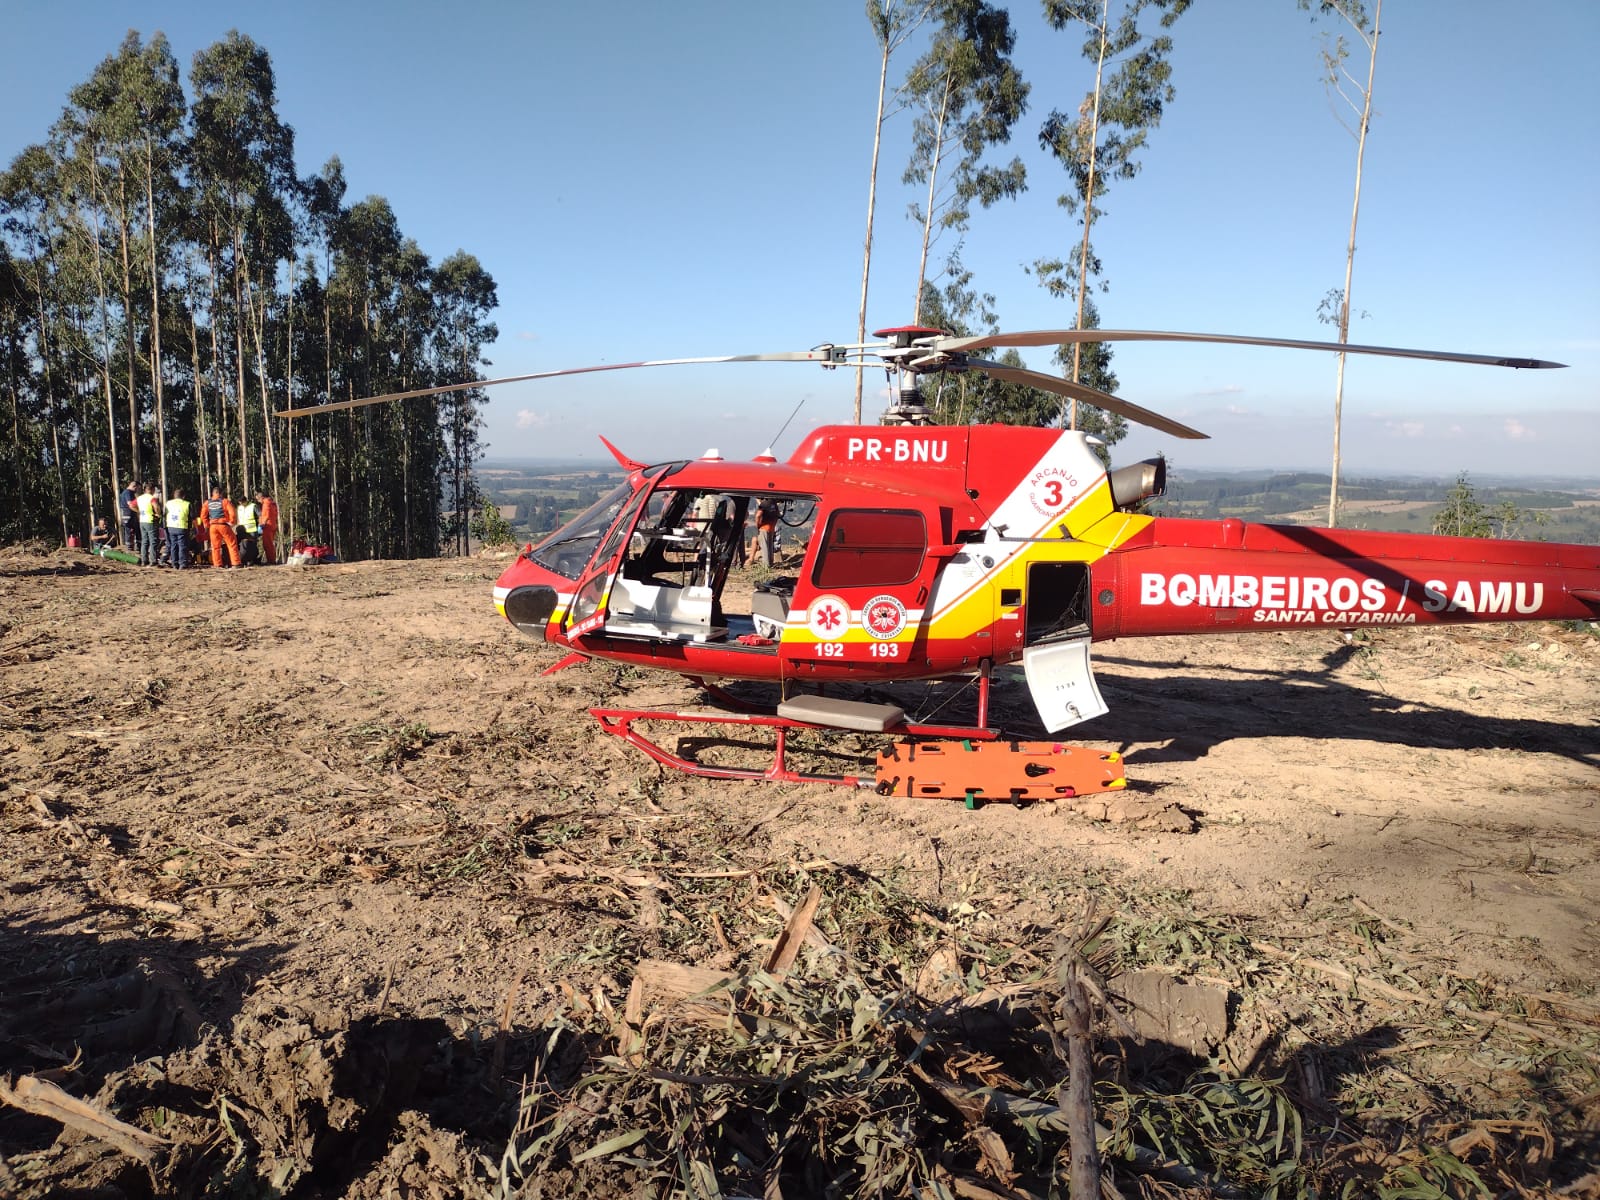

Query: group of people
<box><xmin>92</xmin><ymin>481</ymin><xmax>280</xmax><ymax>570</ymax></box>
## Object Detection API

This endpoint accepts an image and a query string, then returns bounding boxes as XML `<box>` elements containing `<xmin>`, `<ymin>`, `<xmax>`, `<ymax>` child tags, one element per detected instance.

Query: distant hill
<box><xmin>1159</xmin><ymin>470</ymin><xmax>1599</xmax><ymax>541</ymax></box>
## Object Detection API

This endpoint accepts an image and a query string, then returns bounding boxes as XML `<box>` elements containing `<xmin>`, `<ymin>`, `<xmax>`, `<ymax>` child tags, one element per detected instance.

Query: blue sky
<box><xmin>4</xmin><ymin>0</ymin><xmax>1596</xmax><ymax>479</ymax></box>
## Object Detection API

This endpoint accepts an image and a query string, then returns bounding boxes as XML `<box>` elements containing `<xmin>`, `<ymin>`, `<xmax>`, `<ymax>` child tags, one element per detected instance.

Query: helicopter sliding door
<box><xmin>780</xmin><ymin>505</ymin><xmax>936</xmax><ymax>675</ymax></box>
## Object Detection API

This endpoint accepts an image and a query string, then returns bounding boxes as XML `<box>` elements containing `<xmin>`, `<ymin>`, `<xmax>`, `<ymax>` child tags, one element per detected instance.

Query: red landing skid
<box><xmin>590</xmin><ymin>693</ymin><xmax>1128</xmax><ymax>806</ymax></box>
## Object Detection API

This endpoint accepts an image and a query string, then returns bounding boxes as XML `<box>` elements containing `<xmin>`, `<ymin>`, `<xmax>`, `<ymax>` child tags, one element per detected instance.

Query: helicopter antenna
<box><xmin>768</xmin><ymin>394</ymin><xmax>808</xmax><ymax>449</ymax></box>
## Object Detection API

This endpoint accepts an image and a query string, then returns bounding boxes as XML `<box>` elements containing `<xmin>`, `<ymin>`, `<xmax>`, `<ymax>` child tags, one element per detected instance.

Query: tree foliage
<box><xmin>1300</xmin><ymin>0</ymin><xmax>1381</xmax><ymax>528</ymax></box>
<box><xmin>1033</xmin><ymin>0</ymin><xmax>1190</xmax><ymax>439</ymax></box>
<box><xmin>1433</xmin><ymin>472</ymin><xmax>1548</xmax><ymax>541</ymax></box>
<box><xmin>0</xmin><ymin>31</ymin><xmax>498</xmax><ymax>558</ymax></box>
<box><xmin>900</xmin><ymin>0</ymin><xmax>1029</xmax><ymax>320</ymax></box>
<box><xmin>1037</xmin><ymin>0</ymin><xmax>1190</xmax><ymax>223</ymax></box>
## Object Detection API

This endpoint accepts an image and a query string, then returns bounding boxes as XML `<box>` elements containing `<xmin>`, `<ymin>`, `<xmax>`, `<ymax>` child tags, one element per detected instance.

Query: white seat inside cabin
<box><xmin>606</xmin><ymin>578</ymin><xmax>722</xmax><ymax>641</ymax></box>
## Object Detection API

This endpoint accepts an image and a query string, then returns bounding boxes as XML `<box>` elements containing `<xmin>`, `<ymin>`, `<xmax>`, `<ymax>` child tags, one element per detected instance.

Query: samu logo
<box><xmin>806</xmin><ymin>594</ymin><xmax>849</xmax><ymax>640</ymax></box>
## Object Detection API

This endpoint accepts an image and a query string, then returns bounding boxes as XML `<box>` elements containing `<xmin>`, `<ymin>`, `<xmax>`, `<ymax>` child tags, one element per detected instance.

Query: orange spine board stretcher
<box><xmin>874</xmin><ymin>740</ymin><xmax>1126</xmax><ymax>803</ymax></box>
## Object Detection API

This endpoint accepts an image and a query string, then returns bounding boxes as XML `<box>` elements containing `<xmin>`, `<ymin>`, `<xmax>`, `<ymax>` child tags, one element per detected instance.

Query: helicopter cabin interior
<box><xmin>602</xmin><ymin>488</ymin><xmax>819</xmax><ymax>646</ymax></box>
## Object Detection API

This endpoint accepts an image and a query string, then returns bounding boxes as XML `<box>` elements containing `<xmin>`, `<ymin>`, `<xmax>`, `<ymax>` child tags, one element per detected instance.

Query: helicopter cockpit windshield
<box><xmin>528</xmin><ymin>463</ymin><xmax>684</xmax><ymax>581</ymax></box>
<box><xmin>527</xmin><ymin>482</ymin><xmax>634</xmax><ymax>580</ymax></box>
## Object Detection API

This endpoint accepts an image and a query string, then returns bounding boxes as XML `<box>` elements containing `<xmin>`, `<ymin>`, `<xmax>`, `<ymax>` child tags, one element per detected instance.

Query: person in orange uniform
<box><xmin>750</xmin><ymin>495</ymin><xmax>780</xmax><ymax>567</ymax></box>
<box><xmin>203</xmin><ymin>487</ymin><xmax>241</xmax><ymax>568</ymax></box>
<box><xmin>256</xmin><ymin>489</ymin><xmax>279</xmax><ymax>565</ymax></box>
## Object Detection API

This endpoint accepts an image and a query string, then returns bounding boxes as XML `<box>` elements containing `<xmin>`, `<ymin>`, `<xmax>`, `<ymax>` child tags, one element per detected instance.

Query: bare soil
<box><xmin>2</xmin><ymin>546</ymin><xmax>1597</xmax><ymax>1197</ymax></box>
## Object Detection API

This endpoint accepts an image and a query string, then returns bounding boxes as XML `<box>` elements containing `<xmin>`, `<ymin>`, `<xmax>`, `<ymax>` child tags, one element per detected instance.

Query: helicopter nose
<box><xmin>502</xmin><ymin>584</ymin><xmax>559</xmax><ymax>640</ymax></box>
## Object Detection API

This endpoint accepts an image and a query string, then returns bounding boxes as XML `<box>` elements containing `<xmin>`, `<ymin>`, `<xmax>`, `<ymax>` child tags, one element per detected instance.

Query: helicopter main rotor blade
<box><xmin>274</xmin><ymin>350</ymin><xmax>837</xmax><ymax>419</ymax></box>
<box><xmin>964</xmin><ymin>358</ymin><xmax>1209</xmax><ymax>440</ymax></box>
<box><xmin>934</xmin><ymin>329</ymin><xmax>1568</xmax><ymax>371</ymax></box>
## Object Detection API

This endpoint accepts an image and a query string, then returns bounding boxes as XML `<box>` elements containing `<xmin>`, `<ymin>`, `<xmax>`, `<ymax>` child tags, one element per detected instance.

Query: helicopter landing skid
<box><xmin>589</xmin><ymin>705</ymin><xmax>1001</xmax><ymax>788</ymax></box>
<box><xmin>590</xmin><ymin>706</ymin><xmax>1125</xmax><ymax>804</ymax></box>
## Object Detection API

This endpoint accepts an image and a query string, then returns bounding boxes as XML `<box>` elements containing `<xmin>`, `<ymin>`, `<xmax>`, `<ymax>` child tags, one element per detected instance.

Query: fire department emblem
<box><xmin>806</xmin><ymin>594</ymin><xmax>849</xmax><ymax>640</ymax></box>
<box><xmin>862</xmin><ymin>594</ymin><xmax>908</xmax><ymax>640</ymax></box>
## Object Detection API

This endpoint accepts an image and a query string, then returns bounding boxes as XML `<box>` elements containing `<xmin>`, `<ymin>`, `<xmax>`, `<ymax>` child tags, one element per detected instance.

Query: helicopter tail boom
<box><xmin>1094</xmin><ymin>518</ymin><xmax>1600</xmax><ymax>639</ymax></box>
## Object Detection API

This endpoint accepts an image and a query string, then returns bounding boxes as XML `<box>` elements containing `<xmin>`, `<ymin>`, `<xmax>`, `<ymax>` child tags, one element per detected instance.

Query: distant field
<box><xmin>480</xmin><ymin>465</ymin><xmax>627</xmax><ymax>540</ymax></box>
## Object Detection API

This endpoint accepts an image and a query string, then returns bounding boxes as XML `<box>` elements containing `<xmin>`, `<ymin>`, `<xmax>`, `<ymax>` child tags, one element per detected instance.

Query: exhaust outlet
<box><xmin>1108</xmin><ymin>456</ymin><xmax>1166</xmax><ymax>510</ymax></box>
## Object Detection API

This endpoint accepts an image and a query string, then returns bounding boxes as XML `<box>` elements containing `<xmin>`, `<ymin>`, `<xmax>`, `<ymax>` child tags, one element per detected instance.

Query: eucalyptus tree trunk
<box><xmin>30</xmin><ymin>261</ymin><xmax>62</xmax><ymax>515</ymax></box>
<box><xmin>1069</xmin><ymin>0</ymin><xmax>1111</xmax><ymax>429</ymax></box>
<box><xmin>113</xmin><ymin>164</ymin><xmax>140</xmax><ymax>484</ymax></box>
<box><xmin>322</xmin><ymin>289</ymin><xmax>335</xmax><ymax>554</ymax></box>
<box><xmin>322</xmin><ymin>255</ymin><xmax>335</xmax><ymax>550</ymax></box>
<box><xmin>142</xmin><ymin>136</ymin><xmax>168</xmax><ymax>499</ymax></box>
<box><xmin>1327</xmin><ymin>0</ymin><xmax>1381</xmax><ymax>529</ymax></box>
<box><xmin>232</xmin><ymin>222</ymin><xmax>249</xmax><ymax>495</ymax></box>
<box><xmin>241</xmin><ymin>257</ymin><xmax>280</xmax><ymax>495</ymax></box>
<box><xmin>69</xmin><ymin>307</ymin><xmax>105</xmax><ymax>530</ymax></box>
<box><xmin>49</xmin><ymin>400</ymin><xmax>68</xmax><ymax>542</ymax></box>
<box><xmin>855</xmin><ymin>2</ymin><xmax>932</xmax><ymax>421</ymax></box>
<box><xmin>75</xmin><ymin>150</ymin><xmax>122</xmax><ymax>502</ymax></box>
<box><xmin>206</xmin><ymin>235</ymin><xmax>230</xmax><ymax>487</ymax></box>
<box><xmin>284</xmin><ymin>255</ymin><xmax>295</xmax><ymax>494</ymax></box>
<box><xmin>185</xmin><ymin>260</ymin><xmax>211</xmax><ymax>495</ymax></box>
<box><xmin>29</xmin><ymin>250</ymin><xmax>70</xmax><ymax>540</ymax></box>
<box><xmin>87</xmin><ymin>198</ymin><xmax>121</xmax><ymax>509</ymax></box>
<box><xmin>856</xmin><ymin>35</ymin><xmax>893</xmax><ymax>425</ymax></box>
<box><xmin>911</xmin><ymin>77</ymin><xmax>952</xmax><ymax>324</ymax></box>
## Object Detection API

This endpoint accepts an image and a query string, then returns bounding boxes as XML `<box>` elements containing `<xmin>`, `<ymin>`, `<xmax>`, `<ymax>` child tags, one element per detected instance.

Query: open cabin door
<box><xmin>1020</xmin><ymin>560</ymin><xmax>1107</xmax><ymax>731</ymax></box>
<box><xmin>569</xmin><ymin>478</ymin><xmax>762</xmax><ymax>644</ymax></box>
<box><xmin>563</xmin><ymin>468</ymin><xmax>669</xmax><ymax>640</ymax></box>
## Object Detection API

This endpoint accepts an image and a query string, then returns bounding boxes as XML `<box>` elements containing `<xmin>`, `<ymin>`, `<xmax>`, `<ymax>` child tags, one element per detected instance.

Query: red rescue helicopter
<box><xmin>280</xmin><ymin>327</ymin><xmax>1598</xmax><ymax>804</ymax></box>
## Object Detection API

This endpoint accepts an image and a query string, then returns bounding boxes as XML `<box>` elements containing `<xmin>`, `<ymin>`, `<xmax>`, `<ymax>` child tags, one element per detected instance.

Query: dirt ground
<box><xmin>2</xmin><ymin>545</ymin><xmax>1596</xmax><ymax>1197</ymax></box>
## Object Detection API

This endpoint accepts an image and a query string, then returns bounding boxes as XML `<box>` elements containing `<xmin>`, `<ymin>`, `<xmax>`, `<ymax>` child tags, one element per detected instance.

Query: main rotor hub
<box><xmin>880</xmin><ymin>377</ymin><xmax>932</xmax><ymax>426</ymax></box>
<box><xmin>871</xmin><ymin>327</ymin><xmax>949</xmax><ymax>425</ymax></box>
<box><xmin>871</xmin><ymin>325</ymin><xmax>946</xmax><ymax>346</ymax></box>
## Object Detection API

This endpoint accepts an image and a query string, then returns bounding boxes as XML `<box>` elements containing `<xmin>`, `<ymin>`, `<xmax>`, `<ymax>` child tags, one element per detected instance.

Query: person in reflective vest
<box><xmin>164</xmin><ymin>488</ymin><xmax>193</xmax><ymax>569</ymax></box>
<box><xmin>204</xmin><ymin>488</ymin><xmax>241</xmax><ymax>568</ymax></box>
<box><xmin>135</xmin><ymin>484</ymin><xmax>161</xmax><ymax>567</ymax></box>
<box><xmin>237</xmin><ymin>498</ymin><xmax>260</xmax><ymax>537</ymax></box>
<box><xmin>256</xmin><ymin>490</ymin><xmax>279</xmax><ymax>565</ymax></box>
